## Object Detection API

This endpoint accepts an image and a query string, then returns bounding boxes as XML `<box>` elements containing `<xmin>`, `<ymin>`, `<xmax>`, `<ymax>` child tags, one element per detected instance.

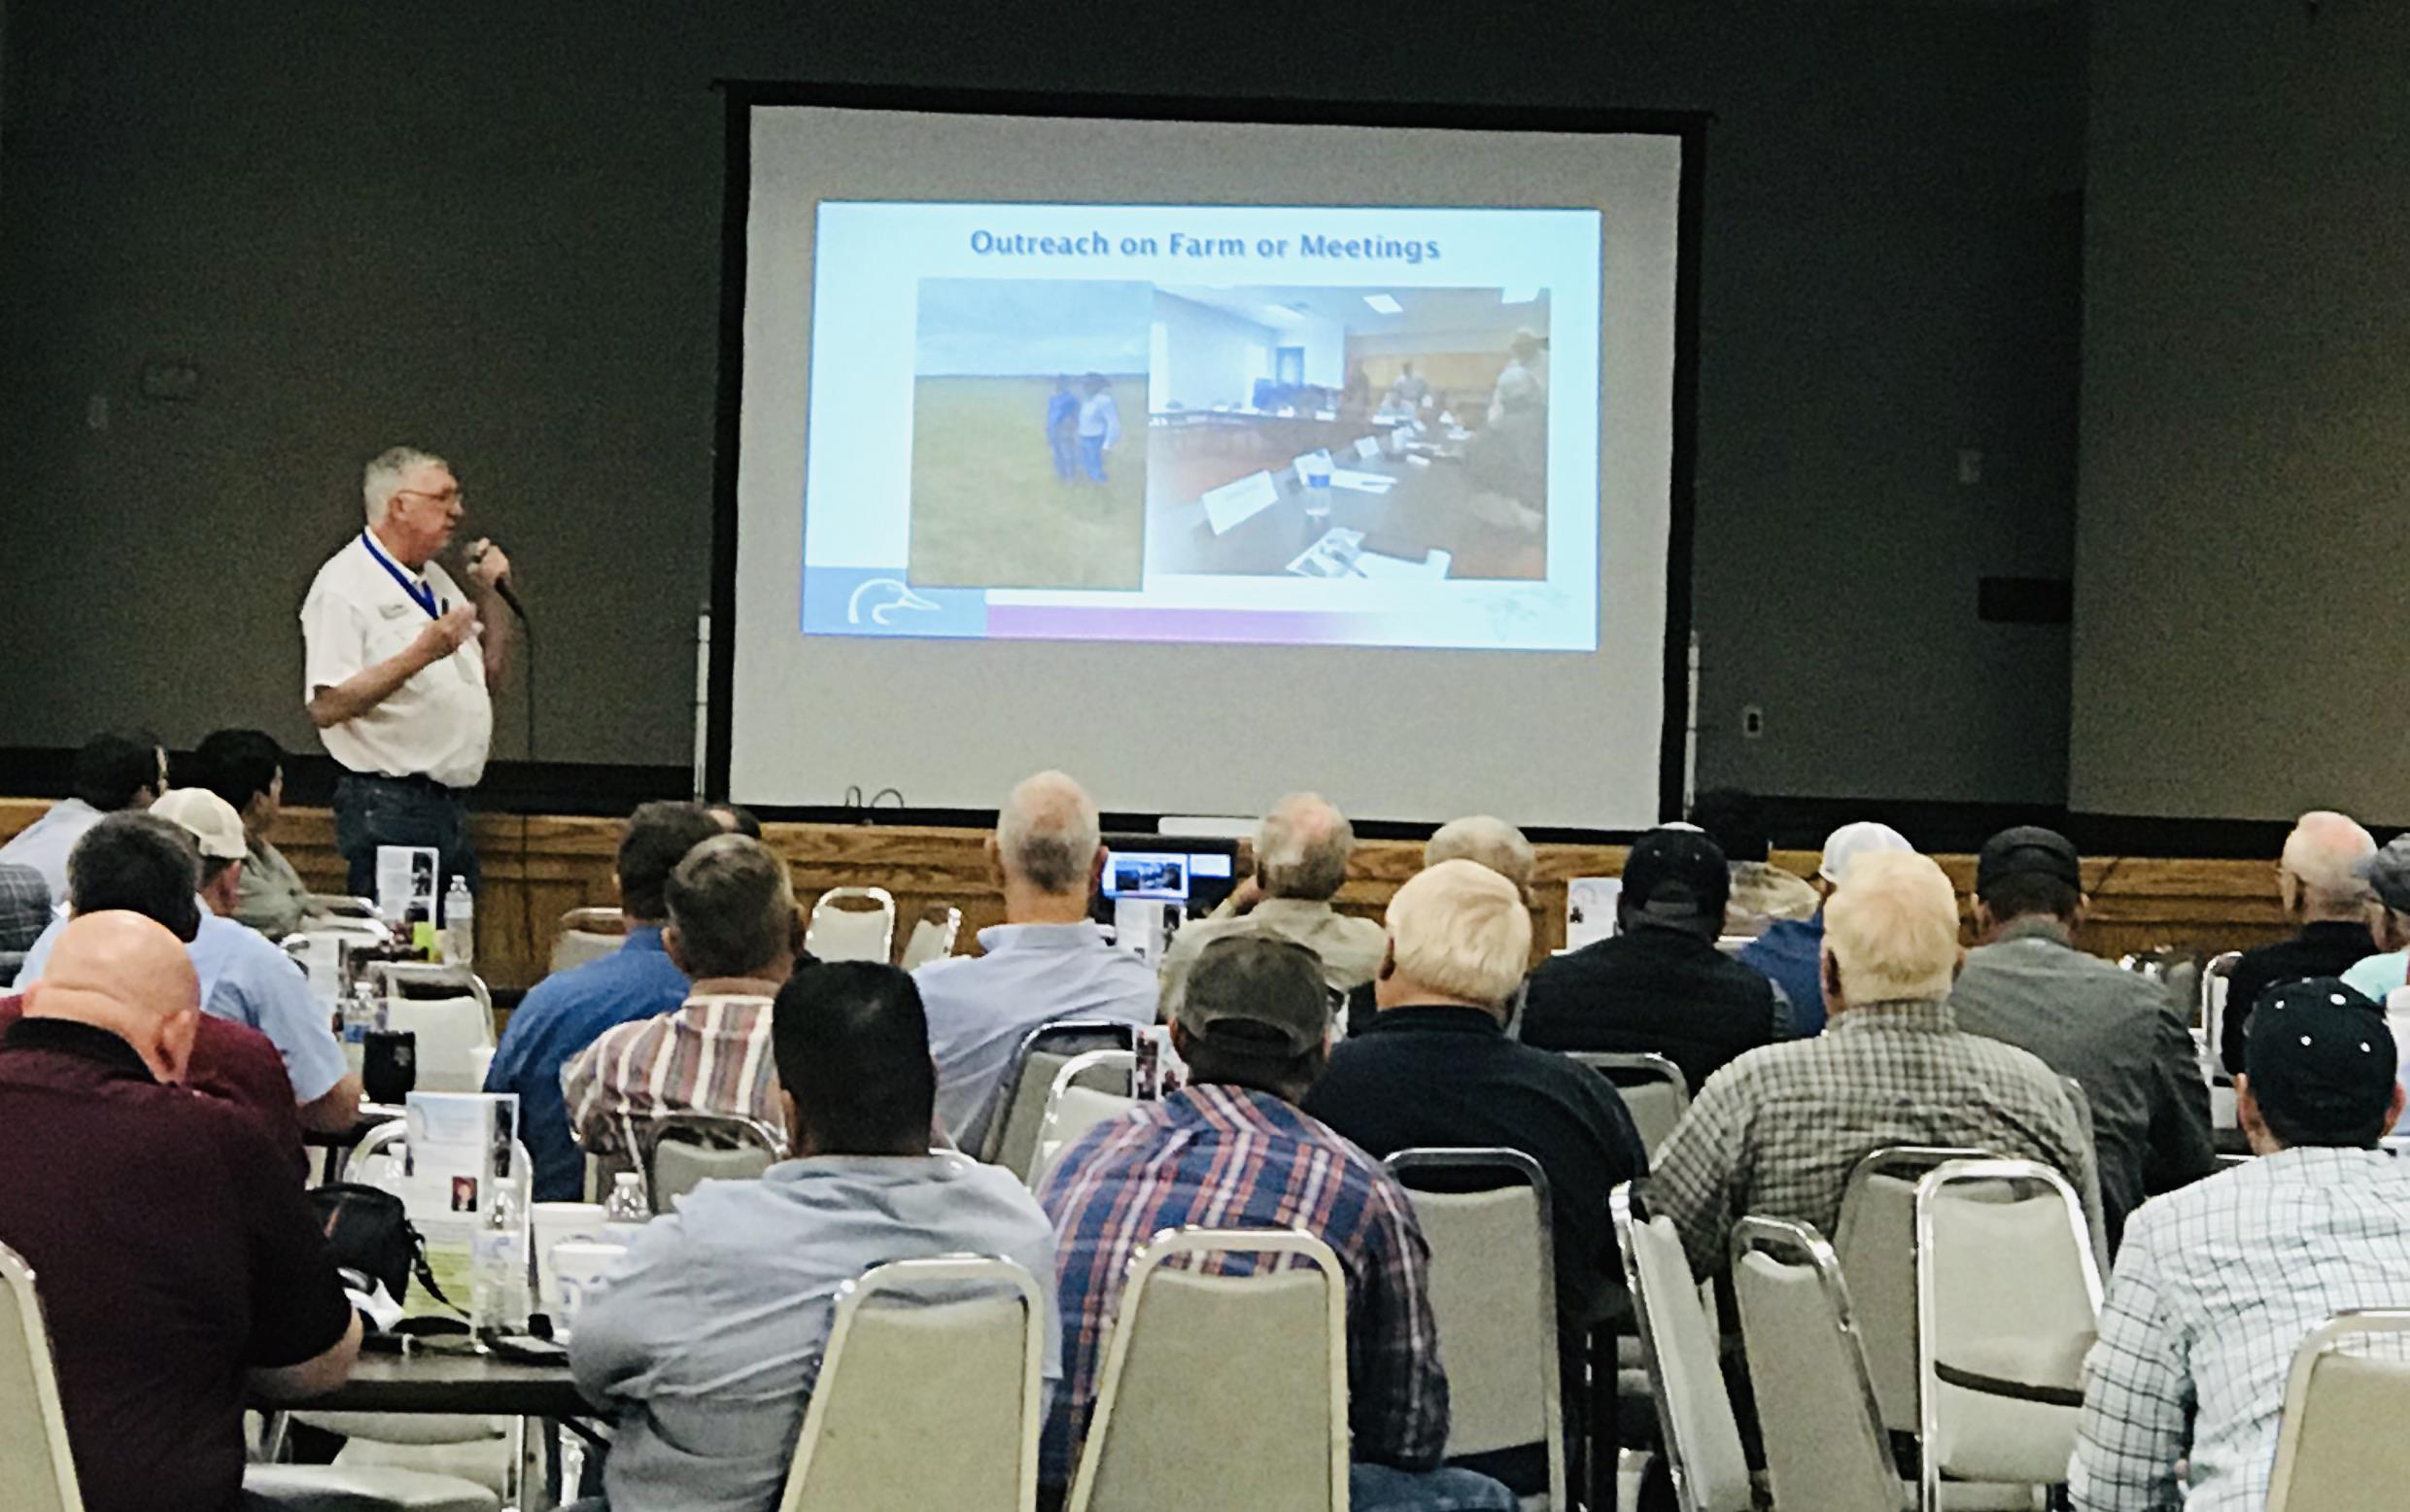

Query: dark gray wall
<box><xmin>2073</xmin><ymin>1</ymin><xmax>2410</xmax><ymax>822</ymax></box>
<box><xmin>0</xmin><ymin>2</ymin><xmax>2084</xmax><ymax>806</ymax></box>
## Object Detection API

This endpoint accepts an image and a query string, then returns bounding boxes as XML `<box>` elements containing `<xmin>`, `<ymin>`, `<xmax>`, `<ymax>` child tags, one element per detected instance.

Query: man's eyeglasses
<box><xmin>394</xmin><ymin>488</ymin><xmax>465</xmax><ymax>511</ymax></box>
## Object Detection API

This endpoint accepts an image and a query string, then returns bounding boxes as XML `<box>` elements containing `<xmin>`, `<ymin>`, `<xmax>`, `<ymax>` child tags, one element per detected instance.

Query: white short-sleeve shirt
<box><xmin>300</xmin><ymin>534</ymin><xmax>493</xmax><ymax>789</ymax></box>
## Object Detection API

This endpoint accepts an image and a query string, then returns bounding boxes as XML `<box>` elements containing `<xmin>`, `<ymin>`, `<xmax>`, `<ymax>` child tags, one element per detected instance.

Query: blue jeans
<box><xmin>1050</xmin><ymin>432</ymin><xmax>1079</xmax><ymax>479</ymax></box>
<box><xmin>1079</xmin><ymin>434</ymin><xmax>1108</xmax><ymax>482</ymax></box>
<box><xmin>332</xmin><ymin>773</ymin><xmax>478</xmax><ymax>900</ymax></box>
<box><xmin>1351</xmin><ymin>1461</ymin><xmax>1518</xmax><ymax>1512</ymax></box>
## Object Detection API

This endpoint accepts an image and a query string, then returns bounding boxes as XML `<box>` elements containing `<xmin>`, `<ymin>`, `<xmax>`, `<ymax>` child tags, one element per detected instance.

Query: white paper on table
<box><xmin>1201</xmin><ymin>471</ymin><xmax>1280</xmax><ymax>534</ymax></box>
<box><xmin>1566</xmin><ymin>877</ymin><xmax>1623</xmax><ymax>951</ymax></box>
<box><xmin>1405</xmin><ymin>454</ymin><xmax>1432</xmax><ymax>468</ymax></box>
<box><xmin>1327</xmin><ymin>468</ymin><xmax>1397</xmax><ymax>493</ymax></box>
<box><xmin>1354</xmin><ymin>435</ymin><xmax>1382</xmax><ymax>460</ymax></box>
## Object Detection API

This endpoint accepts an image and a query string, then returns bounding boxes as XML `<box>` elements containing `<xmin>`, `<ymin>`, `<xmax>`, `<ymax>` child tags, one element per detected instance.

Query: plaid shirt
<box><xmin>0</xmin><ymin>862</ymin><xmax>52</xmax><ymax>954</ymax></box>
<box><xmin>561</xmin><ymin>993</ymin><xmax>786</xmax><ymax>1153</ymax></box>
<box><xmin>1034</xmin><ymin>1082</ymin><xmax>1448</xmax><ymax>1486</ymax></box>
<box><xmin>1647</xmin><ymin>997</ymin><xmax>2100</xmax><ymax>1279</ymax></box>
<box><xmin>2071</xmin><ymin>1147</ymin><xmax>2410</xmax><ymax>1512</ymax></box>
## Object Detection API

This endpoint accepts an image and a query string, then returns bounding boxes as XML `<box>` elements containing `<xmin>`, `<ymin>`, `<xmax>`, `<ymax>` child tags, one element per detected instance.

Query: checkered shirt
<box><xmin>0</xmin><ymin>862</ymin><xmax>52</xmax><ymax>954</ymax></box>
<box><xmin>1034</xmin><ymin>1082</ymin><xmax>1447</xmax><ymax>1487</ymax></box>
<box><xmin>560</xmin><ymin>993</ymin><xmax>786</xmax><ymax>1152</ymax></box>
<box><xmin>1646</xmin><ymin>997</ymin><xmax>2100</xmax><ymax>1278</ymax></box>
<box><xmin>2071</xmin><ymin>1146</ymin><xmax>2410</xmax><ymax>1511</ymax></box>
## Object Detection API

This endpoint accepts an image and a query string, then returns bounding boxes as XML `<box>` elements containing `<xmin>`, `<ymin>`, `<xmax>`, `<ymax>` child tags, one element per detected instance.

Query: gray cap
<box><xmin>2363</xmin><ymin>836</ymin><xmax>2410</xmax><ymax>913</ymax></box>
<box><xmin>1174</xmin><ymin>934</ymin><xmax>1330</xmax><ymax>1058</ymax></box>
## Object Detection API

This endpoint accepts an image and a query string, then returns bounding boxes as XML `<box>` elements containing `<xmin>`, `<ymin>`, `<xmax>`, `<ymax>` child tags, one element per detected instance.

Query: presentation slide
<box><xmin>801</xmin><ymin>202</ymin><xmax>1600</xmax><ymax>653</ymax></box>
<box><xmin>726</xmin><ymin>100</ymin><xmax>1686</xmax><ymax>828</ymax></box>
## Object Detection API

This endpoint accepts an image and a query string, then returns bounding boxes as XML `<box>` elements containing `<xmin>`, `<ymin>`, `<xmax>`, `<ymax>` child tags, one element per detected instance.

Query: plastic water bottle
<box><xmin>443</xmin><ymin>877</ymin><xmax>475</xmax><ymax>967</ymax></box>
<box><xmin>603</xmin><ymin>1171</ymin><xmax>649</xmax><ymax>1228</ymax></box>
<box><xmin>469</xmin><ymin>1186</ymin><xmax>530</xmax><ymax>1336</ymax></box>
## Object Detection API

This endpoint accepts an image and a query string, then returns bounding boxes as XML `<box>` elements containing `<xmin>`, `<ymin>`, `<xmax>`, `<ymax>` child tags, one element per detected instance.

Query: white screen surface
<box><xmin>729</xmin><ymin>102</ymin><xmax>1686</xmax><ymax>828</ymax></box>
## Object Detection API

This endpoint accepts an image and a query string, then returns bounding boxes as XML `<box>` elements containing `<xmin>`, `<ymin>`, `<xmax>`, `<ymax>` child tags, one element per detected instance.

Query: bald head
<box><xmin>1425</xmin><ymin>815</ymin><xmax>1536</xmax><ymax>903</ymax></box>
<box><xmin>1257</xmin><ymin>792</ymin><xmax>1355</xmax><ymax>901</ymax></box>
<box><xmin>2281</xmin><ymin>810</ymin><xmax>2376</xmax><ymax>919</ymax></box>
<box><xmin>996</xmin><ymin>771</ymin><xmax>1102</xmax><ymax>898</ymax></box>
<box><xmin>24</xmin><ymin>911</ymin><xmax>202</xmax><ymax>1083</ymax></box>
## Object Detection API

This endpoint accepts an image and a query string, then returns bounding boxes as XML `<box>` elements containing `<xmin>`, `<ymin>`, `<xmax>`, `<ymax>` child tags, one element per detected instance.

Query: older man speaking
<box><xmin>301</xmin><ymin>445</ymin><xmax>517</xmax><ymax>897</ymax></box>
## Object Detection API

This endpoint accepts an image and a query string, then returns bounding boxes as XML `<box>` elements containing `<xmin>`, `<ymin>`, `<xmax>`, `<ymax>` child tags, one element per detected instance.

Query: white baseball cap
<box><xmin>151</xmin><ymin>787</ymin><xmax>247</xmax><ymax>861</ymax></box>
<box><xmin>1817</xmin><ymin>821</ymin><xmax>1913</xmax><ymax>884</ymax></box>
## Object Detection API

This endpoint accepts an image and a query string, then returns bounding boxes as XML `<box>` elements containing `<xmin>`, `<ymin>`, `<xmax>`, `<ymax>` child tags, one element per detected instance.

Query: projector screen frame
<box><xmin>706</xmin><ymin>80</ymin><xmax>1705</xmax><ymax>838</ymax></box>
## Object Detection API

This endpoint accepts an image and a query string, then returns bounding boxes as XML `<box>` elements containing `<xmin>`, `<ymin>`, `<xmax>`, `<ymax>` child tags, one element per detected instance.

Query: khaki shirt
<box><xmin>1157</xmin><ymin>896</ymin><xmax>1388</xmax><ymax>1016</ymax></box>
<box><xmin>233</xmin><ymin>836</ymin><xmax>313</xmax><ymax>940</ymax></box>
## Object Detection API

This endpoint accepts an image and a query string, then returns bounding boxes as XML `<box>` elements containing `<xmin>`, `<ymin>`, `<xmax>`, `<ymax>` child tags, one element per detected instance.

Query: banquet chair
<box><xmin>1608</xmin><ymin>1183</ymin><xmax>1751</xmax><ymax>1512</ymax></box>
<box><xmin>1566</xmin><ymin>1052</ymin><xmax>1689</xmax><ymax>1156</ymax></box>
<box><xmin>899</xmin><ymin>905</ymin><xmax>963</xmax><ymax>971</ymax></box>
<box><xmin>1386</xmin><ymin>1149</ymin><xmax>1564</xmax><ymax>1512</ymax></box>
<box><xmin>1026</xmin><ymin>1049</ymin><xmax>1137</xmax><ymax>1191</ymax></box>
<box><xmin>1730</xmin><ymin>1218</ymin><xmax>1908</xmax><ymax>1512</ymax></box>
<box><xmin>805</xmin><ymin>887</ymin><xmax>897</xmax><ymax>963</ymax></box>
<box><xmin>550</xmin><ymin>907</ymin><xmax>627</xmax><ymax>976</ymax></box>
<box><xmin>1832</xmin><ymin>1145</ymin><xmax>1989</xmax><ymax>1439</ymax></box>
<box><xmin>981</xmin><ymin>1019</ymin><xmax>1143</xmax><ymax>1179</ymax></box>
<box><xmin>635</xmin><ymin>1111</ymin><xmax>787</xmax><ymax>1213</ymax></box>
<box><xmin>777</xmin><ymin>1256</ymin><xmax>1048</xmax><ymax>1512</ymax></box>
<box><xmin>1064</xmin><ymin>1227</ymin><xmax>1348</xmax><ymax>1512</ymax></box>
<box><xmin>0</xmin><ymin>1241</ymin><xmax>85</xmax><ymax>1512</ymax></box>
<box><xmin>2266</xmin><ymin>1310</ymin><xmax>2410</xmax><ymax>1512</ymax></box>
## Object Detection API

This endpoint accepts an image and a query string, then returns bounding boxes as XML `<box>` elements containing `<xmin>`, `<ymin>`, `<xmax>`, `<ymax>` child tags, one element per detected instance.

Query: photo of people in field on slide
<box><xmin>908</xmin><ymin>279</ymin><xmax>1150</xmax><ymax>591</ymax></box>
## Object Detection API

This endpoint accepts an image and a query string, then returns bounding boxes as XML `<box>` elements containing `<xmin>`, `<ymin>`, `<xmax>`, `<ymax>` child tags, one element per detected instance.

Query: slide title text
<box><xmin>968</xmin><ymin>228</ymin><xmax>1442</xmax><ymax>263</ymax></box>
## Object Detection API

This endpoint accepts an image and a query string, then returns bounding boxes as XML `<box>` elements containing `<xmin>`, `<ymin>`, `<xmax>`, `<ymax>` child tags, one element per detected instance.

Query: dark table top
<box><xmin>301</xmin><ymin>1345</ymin><xmax>595</xmax><ymax>1418</ymax></box>
<box><xmin>1153</xmin><ymin>451</ymin><xmax>1479</xmax><ymax>577</ymax></box>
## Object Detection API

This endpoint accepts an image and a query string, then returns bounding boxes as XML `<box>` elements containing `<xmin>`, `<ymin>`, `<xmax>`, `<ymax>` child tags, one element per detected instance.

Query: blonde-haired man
<box><xmin>1648</xmin><ymin>849</ymin><xmax>2097</xmax><ymax>1279</ymax></box>
<box><xmin>2219</xmin><ymin>809</ymin><xmax>2379</xmax><ymax>1075</ymax></box>
<box><xmin>1305</xmin><ymin>860</ymin><xmax>1646</xmax><ymax>1486</ymax></box>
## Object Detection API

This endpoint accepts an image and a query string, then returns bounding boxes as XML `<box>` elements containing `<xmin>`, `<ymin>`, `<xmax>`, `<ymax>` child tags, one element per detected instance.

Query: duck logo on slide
<box><xmin>846</xmin><ymin>577</ymin><xmax>942</xmax><ymax>628</ymax></box>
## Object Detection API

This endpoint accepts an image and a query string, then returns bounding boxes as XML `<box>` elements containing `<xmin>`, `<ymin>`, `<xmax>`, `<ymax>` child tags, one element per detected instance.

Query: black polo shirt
<box><xmin>1303</xmin><ymin>1002</ymin><xmax>1648</xmax><ymax>1328</ymax></box>
<box><xmin>2219</xmin><ymin>919</ymin><xmax>2380</xmax><ymax>1075</ymax></box>
<box><xmin>0</xmin><ymin>1017</ymin><xmax>354</xmax><ymax>1512</ymax></box>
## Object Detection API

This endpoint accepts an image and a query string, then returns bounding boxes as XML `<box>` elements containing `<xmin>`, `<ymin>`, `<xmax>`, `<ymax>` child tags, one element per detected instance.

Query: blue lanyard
<box><xmin>361</xmin><ymin>533</ymin><xmax>441</xmax><ymax>619</ymax></box>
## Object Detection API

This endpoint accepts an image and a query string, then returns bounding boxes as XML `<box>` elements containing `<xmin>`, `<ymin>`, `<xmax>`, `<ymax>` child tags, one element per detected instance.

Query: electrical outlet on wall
<box><xmin>1740</xmin><ymin>704</ymin><xmax>1766</xmax><ymax>739</ymax></box>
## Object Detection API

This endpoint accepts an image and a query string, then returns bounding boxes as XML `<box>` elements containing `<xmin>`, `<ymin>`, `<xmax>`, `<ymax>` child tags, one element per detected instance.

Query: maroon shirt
<box><xmin>0</xmin><ymin>993</ymin><xmax>305</xmax><ymax>1175</ymax></box>
<box><xmin>0</xmin><ymin>1017</ymin><xmax>354</xmax><ymax>1512</ymax></box>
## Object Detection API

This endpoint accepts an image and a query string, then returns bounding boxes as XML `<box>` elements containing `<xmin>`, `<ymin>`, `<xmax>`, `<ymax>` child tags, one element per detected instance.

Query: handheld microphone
<box><xmin>465</xmin><ymin>540</ymin><xmax>529</xmax><ymax>622</ymax></box>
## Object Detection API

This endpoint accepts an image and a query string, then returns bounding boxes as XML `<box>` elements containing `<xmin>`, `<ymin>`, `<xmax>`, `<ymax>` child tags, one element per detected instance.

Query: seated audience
<box><xmin>2220</xmin><ymin>809</ymin><xmax>2377</xmax><ymax>1075</ymax></box>
<box><xmin>566</xmin><ymin>834</ymin><xmax>805</xmax><ymax>1153</ymax></box>
<box><xmin>1424</xmin><ymin>814</ymin><xmax>1538</xmax><ymax>904</ymax></box>
<box><xmin>2340</xmin><ymin>834</ymin><xmax>2410</xmax><ymax>1004</ymax></box>
<box><xmin>14</xmin><ymin>805</ymin><xmax>360</xmax><ymax>1134</ymax></box>
<box><xmin>1648</xmin><ymin>849</ymin><xmax>2099</xmax><ymax>1278</ymax></box>
<box><xmin>1303</xmin><ymin>859</ymin><xmax>1645</xmax><ymax>1486</ymax></box>
<box><xmin>1736</xmin><ymin>819</ymin><xmax>1913</xmax><ymax>1035</ymax></box>
<box><xmin>0</xmin><ymin>911</ymin><xmax>360</xmax><ymax>1512</ymax></box>
<box><xmin>0</xmin><ymin>729</ymin><xmax>167</xmax><ymax>899</ymax></box>
<box><xmin>2071</xmin><ymin>979</ymin><xmax>2410</xmax><ymax>1511</ymax></box>
<box><xmin>914</xmin><ymin>771</ymin><xmax>1153</xmax><ymax>1151</ymax></box>
<box><xmin>1522</xmin><ymin>827</ymin><xmax>1788</xmax><ymax>1095</ymax></box>
<box><xmin>487</xmin><ymin>800</ymin><xmax>724</xmax><ymax>1200</ymax></box>
<box><xmin>1038</xmin><ymin>934</ymin><xmax>1513</xmax><ymax>1512</ymax></box>
<box><xmin>706</xmin><ymin>801</ymin><xmax>762</xmax><ymax>839</ymax></box>
<box><xmin>189</xmin><ymin>727</ymin><xmax>312</xmax><ymax>937</ymax></box>
<box><xmin>1157</xmin><ymin>790</ymin><xmax>1387</xmax><ymax>1014</ymax></box>
<box><xmin>0</xmin><ymin>858</ymin><xmax>48</xmax><ymax>956</ymax></box>
<box><xmin>573</xmin><ymin>962</ymin><xmax>1058</xmax><ymax>1512</ymax></box>
<box><xmin>0</xmin><ymin>815</ymin><xmax>304</xmax><ymax>1167</ymax></box>
<box><xmin>1950</xmin><ymin>826</ymin><xmax>2215</xmax><ymax>1248</ymax></box>
<box><xmin>1688</xmin><ymin>786</ymin><xmax>1818</xmax><ymax>937</ymax></box>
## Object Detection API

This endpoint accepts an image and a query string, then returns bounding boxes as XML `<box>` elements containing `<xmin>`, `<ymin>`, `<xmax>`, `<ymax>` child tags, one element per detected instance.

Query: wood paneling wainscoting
<box><xmin>3</xmin><ymin>800</ymin><xmax>2294</xmax><ymax>994</ymax></box>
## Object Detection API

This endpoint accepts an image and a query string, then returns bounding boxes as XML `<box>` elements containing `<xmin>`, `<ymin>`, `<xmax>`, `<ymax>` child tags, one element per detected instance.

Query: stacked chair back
<box><xmin>1831</xmin><ymin>1145</ymin><xmax>1988</xmax><ymax>1436</ymax></box>
<box><xmin>1566</xmin><ymin>1052</ymin><xmax>1689</xmax><ymax>1156</ymax></box>
<box><xmin>1027</xmin><ymin>1050</ymin><xmax>1138</xmax><ymax>1191</ymax></box>
<box><xmin>1386</xmin><ymin>1148</ymin><xmax>1565</xmax><ymax>1510</ymax></box>
<box><xmin>1730</xmin><ymin>1218</ymin><xmax>1906</xmax><ymax>1512</ymax></box>
<box><xmin>2266</xmin><ymin>1310</ymin><xmax>2410</xmax><ymax>1512</ymax></box>
<box><xmin>637</xmin><ymin>1111</ymin><xmax>787</xmax><ymax>1213</ymax></box>
<box><xmin>1608</xmin><ymin>1184</ymin><xmax>1751</xmax><ymax>1512</ymax></box>
<box><xmin>777</xmin><ymin>1255</ymin><xmax>1048</xmax><ymax>1512</ymax></box>
<box><xmin>1067</xmin><ymin>1227</ymin><xmax>1348</xmax><ymax>1512</ymax></box>
<box><xmin>983</xmin><ymin>1020</ymin><xmax>1143</xmax><ymax>1179</ymax></box>
<box><xmin>1912</xmin><ymin>1158</ymin><xmax>2102</xmax><ymax>1512</ymax></box>
<box><xmin>0</xmin><ymin>1242</ymin><xmax>85</xmax><ymax>1512</ymax></box>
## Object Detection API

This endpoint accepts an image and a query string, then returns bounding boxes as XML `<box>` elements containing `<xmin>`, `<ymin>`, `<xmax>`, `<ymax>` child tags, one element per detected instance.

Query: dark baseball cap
<box><xmin>1976</xmin><ymin>826</ymin><xmax>2082</xmax><ymax>895</ymax></box>
<box><xmin>2362</xmin><ymin>836</ymin><xmax>2410</xmax><ymax>913</ymax></box>
<box><xmin>1620</xmin><ymin>827</ymin><xmax>1729</xmax><ymax>930</ymax></box>
<box><xmin>2244</xmin><ymin>978</ymin><xmax>2398</xmax><ymax>1146</ymax></box>
<box><xmin>1174</xmin><ymin>934</ymin><xmax>1330</xmax><ymax>1057</ymax></box>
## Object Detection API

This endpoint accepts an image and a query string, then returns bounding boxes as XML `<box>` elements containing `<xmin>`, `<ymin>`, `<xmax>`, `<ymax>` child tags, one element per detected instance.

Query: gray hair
<box><xmin>362</xmin><ymin>445</ymin><xmax>449</xmax><ymax>527</ymax></box>
<box><xmin>997</xmin><ymin>771</ymin><xmax>1100</xmax><ymax>896</ymax></box>
<box><xmin>1257</xmin><ymin>792</ymin><xmax>1354</xmax><ymax>901</ymax></box>
<box><xmin>664</xmin><ymin>835</ymin><xmax>797</xmax><ymax>979</ymax></box>
<box><xmin>1424</xmin><ymin>815</ymin><xmax>1536</xmax><ymax>900</ymax></box>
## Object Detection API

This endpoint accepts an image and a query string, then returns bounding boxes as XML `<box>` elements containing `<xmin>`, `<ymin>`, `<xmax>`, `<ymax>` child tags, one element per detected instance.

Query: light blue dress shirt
<box><xmin>913</xmin><ymin>922</ymin><xmax>1157</xmax><ymax>1151</ymax></box>
<box><xmin>0</xmin><ymin>798</ymin><xmax>104</xmax><ymax>904</ymax></box>
<box><xmin>2341</xmin><ymin>948</ymin><xmax>2409</xmax><ymax>1005</ymax></box>
<box><xmin>570</xmin><ymin>1151</ymin><xmax>1061</xmax><ymax>1512</ymax></box>
<box><xmin>14</xmin><ymin>903</ymin><xmax>349</xmax><ymax>1103</ymax></box>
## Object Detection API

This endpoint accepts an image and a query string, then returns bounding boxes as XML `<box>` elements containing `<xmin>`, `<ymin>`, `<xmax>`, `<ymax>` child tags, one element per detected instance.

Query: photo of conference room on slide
<box><xmin>1147</xmin><ymin>285</ymin><xmax>1551</xmax><ymax>582</ymax></box>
